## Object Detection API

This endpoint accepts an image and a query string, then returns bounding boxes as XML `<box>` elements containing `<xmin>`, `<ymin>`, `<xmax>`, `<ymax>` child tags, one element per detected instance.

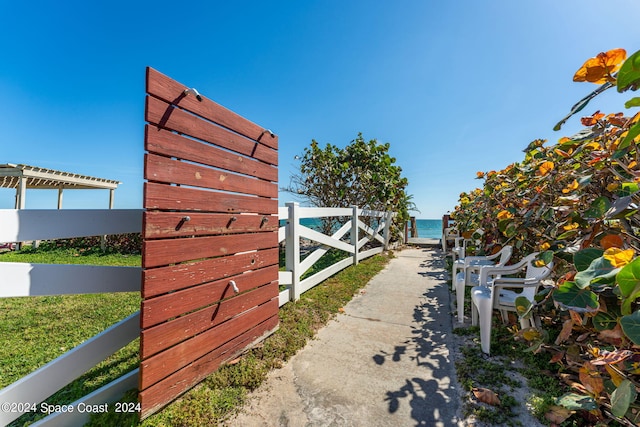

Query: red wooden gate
<box><xmin>139</xmin><ymin>68</ymin><xmax>280</xmax><ymax>418</ymax></box>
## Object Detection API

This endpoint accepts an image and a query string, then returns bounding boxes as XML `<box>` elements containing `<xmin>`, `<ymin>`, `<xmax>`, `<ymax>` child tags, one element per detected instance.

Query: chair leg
<box><xmin>471</xmin><ymin>290</ymin><xmax>493</xmax><ymax>355</ymax></box>
<box><xmin>479</xmin><ymin>305</ymin><xmax>492</xmax><ymax>355</ymax></box>
<box><xmin>471</xmin><ymin>301</ymin><xmax>478</xmax><ymax>326</ymax></box>
<box><xmin>456</xmin><ymin>280</ymin><xmax>465</xmax><ymax>323</ymax></box>
<box><xmin>500</xmin><ymin>310</ymin><xmax>509</xmax><ymax>324</ymax></box>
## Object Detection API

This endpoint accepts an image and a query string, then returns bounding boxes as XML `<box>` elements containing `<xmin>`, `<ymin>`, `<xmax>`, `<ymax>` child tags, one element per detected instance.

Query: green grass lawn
<box><xmin>0</xmin><ymin>246</ymin><xmax>141</xmax><ymax>426</ymax></box>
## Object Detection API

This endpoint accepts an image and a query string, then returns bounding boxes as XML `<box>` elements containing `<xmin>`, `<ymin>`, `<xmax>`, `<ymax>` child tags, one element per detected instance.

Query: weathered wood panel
<box><xmin>143</xmin><ymin>211</ymin><xmax>278</xmax><ymax>239</ymax></box>
<box><xmin>140</xmin><ymin>67</ymin><xmax>278</xmax><ymax>419</ymax></box>
<box><xmin>146</xmin><ymin>67</ymin><xmax>278</xmax><ymax>151</ymax></box>
<box><xmin>141</xmin><ymin>248</ymin><xmax>278</xmax><ymax>298</ymax></box>
<box><xmin>145</xmin><ymin>126</ymin><xmax>277</xmax><ymax>182</ymax></box>
<box><xmin>140</xmin><ymin>283</ymin><xmax>277</xmax><ymax>359</ymax></box>
<box><xmin>140</xmin><ymin>299</ymin><xmax>278</xmax><ymax>390</ymax></box>
<box><xmin>138</xmin><ymin>314</ymin><xmax>278</xmax><ymax>419</ymax></box>
<box><xmin>145</xmin><ymin>96</ymin><xmax>277</xmax><ymax>166</ymax></box>
<box><xmin>144</xmin><ymin>182</ymin><xmax>277</xmax><ymax>214</ymax></box>
<box><xmin>142</xmin><ymin>266</ymin><xmax>278</xmax><ymax>328</ymax></box>
<box><xmin>145</xmin><ymin>153</ymin><xmax>277</xmax><ymax>198</ymax></box>
<box><xmin>143</xmin><ymin>232</ymin><xmax>277</xmax><ymax>268</ymax></box>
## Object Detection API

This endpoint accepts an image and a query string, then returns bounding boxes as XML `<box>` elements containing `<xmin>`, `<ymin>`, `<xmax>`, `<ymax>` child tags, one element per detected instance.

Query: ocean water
<box><xmin>413</xmin><ymin>219</ymin><xmax>442</xmax><ymax>239</ymax></box>
<box><xmin>280</xmin><ymin>217</ymin><xmax>443</xmax><ymax>239</ymax></box>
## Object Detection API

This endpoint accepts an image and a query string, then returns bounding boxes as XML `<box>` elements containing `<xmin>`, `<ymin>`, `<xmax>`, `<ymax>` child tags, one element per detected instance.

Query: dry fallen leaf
<box><xmin>472</xmin><ymin>387</ymin><xmax>501</xmax><ymax>406</ymax></box>
<box><xmin>545</xmin><ymin>405</ymin><xmax>574</xmax><ymax>424</ymax></box>
<box><xmin>555</xmin><ymin>319</ymin><xmax>574</xmax><ymax>345</ymax></box>
<box><xmin>338</xmin><ymin>307</ymin><xmax>345</xmax><ymax>313</ymax></box>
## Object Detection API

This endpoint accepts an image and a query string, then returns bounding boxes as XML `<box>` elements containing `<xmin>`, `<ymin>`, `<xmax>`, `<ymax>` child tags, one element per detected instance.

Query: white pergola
<box><xmin>0</xmin><ymin>163</ymin><xmax>121</xmax><ymax>209</ymax></box>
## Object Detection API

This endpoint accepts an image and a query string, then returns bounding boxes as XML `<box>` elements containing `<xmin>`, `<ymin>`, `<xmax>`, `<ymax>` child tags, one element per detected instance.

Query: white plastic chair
<box><xmin>454</xmin><ymin>245</ymin><xmax>513</xmax><ymax>323</ymax></box>
<box><xmin>441</xmin><ymin>227</ymin><xmax>459</xmax><ymax>252</ymax></box>
<box><xmin>470</xmin><ymin>252</ymin><xmax>553</xmax><ymax>355</ymax></box>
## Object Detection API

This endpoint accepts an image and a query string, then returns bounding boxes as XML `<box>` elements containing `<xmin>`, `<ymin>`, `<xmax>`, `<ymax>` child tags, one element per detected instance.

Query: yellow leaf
<box><xmin>603</xmin><ymin>247</ymin><xmax>635</xmax><ymax>267</ymax></box>
<box><xmin>607</xmin><ymin>182</ymin><xmax>620</xmax><ymax>192</ymax></box>
<box><xmin>522</xmin><ymin>328</ymin><xmax>541</xmax><ymax>341</ymax></box>
<box><xmin>579</xmin><ymin>361</ymin><xmax>604</xmax><ymax>396</ymax></box>
<box><xmin>540</xmin><ymin>242</ymin><xmax>551</xmax><ymax>251</ymax></box>
<box><xmin>537</xmin><ymin>161</ymin><xmax>555</xmax><ymax>176</ymax></box>
<box><xmin>563</xmin><ymin>222</ymin><xmax>579</xmax><ymax>231</ymax></box>
<box><xmin>605</xmin><ymin>364</ymin><xmax>625</xmax><ymax>387</ymax></box>
<box><xmin>584</xmin><ymin>141</ymin><xmax>602</xmax><ymax>150</ymax></box>
<box><xmin>497</xmin><ymin>210</ymin><xmax>514</xmax><ymax>220</ymax></box>
<box><xmin>562</xmin><ymin>179</ymin><xmax>579</xmax><ymax>194</ymax></box>
<box><xmin>573</xmin><ymin>48</ymin><xmax>627</xmax><ymax>84</ymax></box>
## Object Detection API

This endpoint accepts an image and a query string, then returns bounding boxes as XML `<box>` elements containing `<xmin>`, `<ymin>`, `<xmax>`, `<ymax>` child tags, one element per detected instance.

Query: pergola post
<box><xmin>15</xmin><ymin>176</ymin><xmax>26</xmax><ymax>209</ymax></box>
<box><xmin>57</xmin><ymin>186</ymin><xmax>64</xmax><ymax>209</ymax></box>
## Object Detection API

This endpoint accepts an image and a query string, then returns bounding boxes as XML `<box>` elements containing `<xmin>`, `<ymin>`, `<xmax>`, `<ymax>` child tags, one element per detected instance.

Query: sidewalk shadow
<box><xmin>372</xmin><ymin>249</ymin><xmax>458</xmax><ymax>426</ymax></box>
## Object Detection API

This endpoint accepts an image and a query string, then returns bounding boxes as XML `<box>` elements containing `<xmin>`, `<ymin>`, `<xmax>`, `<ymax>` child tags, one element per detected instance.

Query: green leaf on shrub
<box><xmin>617</xmin><ymin>49</ymin><xmax>640</xmax><ymax>93</ymax></box>
<box><xmin>611</xmin><ymin>380</ymin><xmax>637</xmax><ymax>418</ymax></box>
<box><xmin>618</xmin><ymin>120</ymin><xmax>640</xmax><ymax>151</ymax></box>
<box><xmin>537</xmin><ymin>250</ymin><xmax>554</xmax><ymax>266</ymax></box>
<box><xmin>592</xmin><ymin>310</ymin><xmax>619</xmax><ymax>331</ymax></box>
<box><xmin>515</xmin><ymin>296</ymin><xmax>533</xmax><ymax>319</ymax></box>
<box><xmin>619</xmin><ymin>181</ymin><xmax>640</xmax><ymax>197</ymax></box>
<box><xmin>617</xmin><ymin>258</ymin><xmax>640</xmax><ymax>298</ymax></box>
<box><xmin>553</xmin><ymin>281</ymin><xmax>599</xmax><ymax>312</ymax></box>
<box><xmin>555</xmin><ymin>392</ymin><xmax>597</xmax><ymax>410</ymax></box>
<box><xmin>574</xmin><ymin>248</ymin><xmax>604</xmax><ymax>272</ymax></box>
<box><xmin>620</xmin><ymin>310</ymin><xmax>640</xmax><ymax>345</ymax></box>
<box><xmin>575</xmin><ymin>256</ymin><xmax>618</xmax><ymax>288</ymax></box>
<box><xmin>617</xmin><ymin>258</ymin><xmax>640</xmax><ymax>315</ymax></box>
<box><xmin>584</xmin><ymin>196</ymin><xmax>611</xmax><ymax>219</ymax></box>
<box><xmin>625</xmin><ymin>97</ymin><xmax>640</xmax><ymax>108</ymax></box>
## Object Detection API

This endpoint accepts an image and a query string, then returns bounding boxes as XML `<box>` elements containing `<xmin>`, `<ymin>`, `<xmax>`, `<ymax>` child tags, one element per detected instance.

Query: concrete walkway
<box><xmin>224</xmin><ymin>246</ymin><xmax>463</xmax><ymax>427</ymax></box>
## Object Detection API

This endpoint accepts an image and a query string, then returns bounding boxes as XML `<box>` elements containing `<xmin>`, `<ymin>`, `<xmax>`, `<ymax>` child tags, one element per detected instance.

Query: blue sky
<box><xmin>2</xmin><ymin>1</ymin><xmax>640</xmax><ymax>218</ymax></box>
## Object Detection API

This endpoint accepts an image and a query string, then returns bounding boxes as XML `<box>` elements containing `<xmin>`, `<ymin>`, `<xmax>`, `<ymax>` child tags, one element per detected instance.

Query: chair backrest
<box><xmin>495</xmin><ymin>245</ymin><xmax>513</xmax><ymax>266</ymax></box>
<box><xmin>443</xmin><ymin>227</ymin><xmax>458</xmax><ymax>239</ymax></box>
<box><xmin>521</xmin><ymin>254</ymin><xmax>554</xmax><ymax>300</ymax></box>
<box><xmin>524</xmin><ymin>257</ymin><xmax>554</xmax><ymax>280</ymax></box>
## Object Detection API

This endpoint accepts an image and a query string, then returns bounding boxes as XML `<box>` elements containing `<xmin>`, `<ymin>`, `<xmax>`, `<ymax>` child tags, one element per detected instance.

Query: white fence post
<box><xmin>383</xmin><ymin>210</ymin><xmax>393</xmax><ymax>250</ymax></box>
<box><xmin>285</xmin><ymin>202</ymin><xmax>301</xmax><ymax>301</ymax></box>
<box><xmin>351</xmin><ymin>205</ymin><xmax>359</xmax><ymax>266</ymax></box>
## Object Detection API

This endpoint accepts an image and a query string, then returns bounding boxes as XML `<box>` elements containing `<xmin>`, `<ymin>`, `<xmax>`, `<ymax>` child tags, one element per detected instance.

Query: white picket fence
<box><xmin>0</xmin><ymin>209</ymin><xmax>143</xmax><ymax>427</ymax></box>
<box><xmin>277</xmin><ymin>202</ymin><xmax>395</xmax><ymax>306</ymax></box>
<box><xmin>0</xmin><ymin>203</ymin><xmax>395</xmax><ymax>426</ymax></box>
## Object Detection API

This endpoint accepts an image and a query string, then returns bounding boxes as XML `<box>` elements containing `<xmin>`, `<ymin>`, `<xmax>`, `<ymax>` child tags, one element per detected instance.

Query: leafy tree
<box><xmin>284</xmin><ymin>133</ymin><xmax>415</xmax><ymax>240</ymax></box>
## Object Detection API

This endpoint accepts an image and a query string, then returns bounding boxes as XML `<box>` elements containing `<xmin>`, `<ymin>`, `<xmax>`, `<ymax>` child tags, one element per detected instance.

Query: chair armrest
<box><xmin>478</xmin><ymin>259</ymin><xmax>528</xmax><ymax>285</ymax></box>
<box><xmin>464</xmin><ymin>255</ymin><xmax>491</xmax><ymax>264</ymax></box>
<box><xmin>491</xmin><ymin>277</ymin><xmax>540</xmax><ymax>289</ymax></box>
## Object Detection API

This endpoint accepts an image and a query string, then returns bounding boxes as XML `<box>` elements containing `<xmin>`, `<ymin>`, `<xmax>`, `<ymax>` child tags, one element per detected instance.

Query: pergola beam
<box><xmin>0</xmin><ymin>163</ymin><xmax>121</xmax><ymax>210</ymax></box>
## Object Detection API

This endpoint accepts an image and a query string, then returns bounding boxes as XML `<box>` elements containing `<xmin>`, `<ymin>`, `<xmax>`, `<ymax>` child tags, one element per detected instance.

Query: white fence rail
<box><xmin>0</xmin><ymin>209</ymin><xmax>143</xmax><ymax>426</ymax></box>
<box><xmin>278</xmin><ymin>202</ymin><xmax>394</xmax><ymax>306</ymax></box>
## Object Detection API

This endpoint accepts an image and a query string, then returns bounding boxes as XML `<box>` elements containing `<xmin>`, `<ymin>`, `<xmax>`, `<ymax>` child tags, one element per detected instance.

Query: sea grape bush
<box><xmin>452</xmin><ymin>48</ymin><xmax>640</xmax><ymax>424</ymax></box>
